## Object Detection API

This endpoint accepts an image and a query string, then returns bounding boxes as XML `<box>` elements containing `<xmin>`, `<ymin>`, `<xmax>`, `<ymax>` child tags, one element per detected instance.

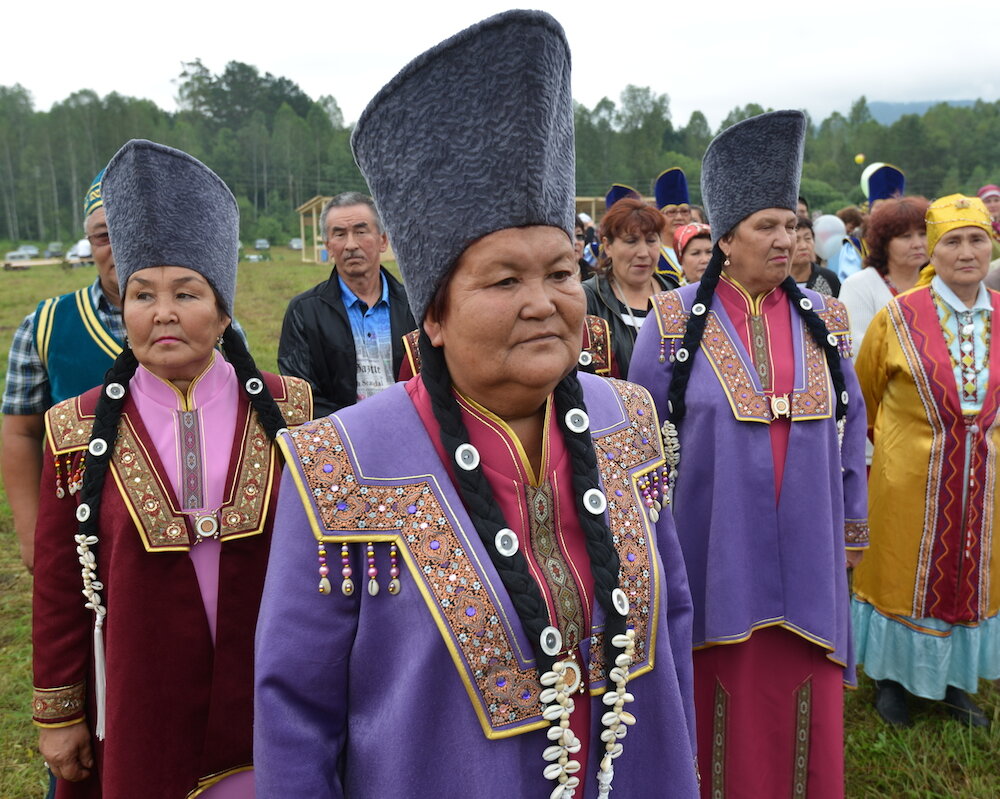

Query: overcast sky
<box><xmin>6</xmin><ymin>1</ymin><xmax>1000</xmax><ymax>132</ymax></box>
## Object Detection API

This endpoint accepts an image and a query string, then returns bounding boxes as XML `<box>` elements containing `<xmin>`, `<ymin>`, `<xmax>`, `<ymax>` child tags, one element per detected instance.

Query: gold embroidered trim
<box><xmin>32</xmin><ymin>683</ymin><xmax>85</xmax><ymax>723</ymax></box>
<box><xmin>845</xmin><ymin>519</ymin><xmax>870</xmax><ymax>546</ymax></box>
<box><xmin>652</xmin><ymin>290</ymin><xmax>833</xmax><ymax>422</ymax></box>
<box><xmin>582</xmin><ymin>314</ymin><xmax>613</xmax><ymax>375</ymax></box>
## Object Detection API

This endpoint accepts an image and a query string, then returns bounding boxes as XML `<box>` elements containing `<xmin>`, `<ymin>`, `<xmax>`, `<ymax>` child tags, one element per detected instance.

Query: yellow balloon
<box><xmin>854</xmin><ymin>153</ymin><xmax>865</xmax><ymax>165</ymax></box>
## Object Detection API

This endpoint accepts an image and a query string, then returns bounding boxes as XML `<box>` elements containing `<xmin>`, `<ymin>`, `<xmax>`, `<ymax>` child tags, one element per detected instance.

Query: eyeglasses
<box><xmin>87</xmin><ymin>232</ymin><xmax>111</xmax><ymax>246</ymax></box>
<box><xmin>575</xmin><ymin>233</ymin><xmax>586</xmax><ymax>241</ymax></box>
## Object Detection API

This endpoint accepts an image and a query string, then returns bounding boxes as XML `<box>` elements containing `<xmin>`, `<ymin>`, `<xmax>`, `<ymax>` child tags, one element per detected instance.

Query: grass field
<box><xmin>1</xmin><ymin>255</ymin><xmax>998</xmax><ymax>797</ymax></box>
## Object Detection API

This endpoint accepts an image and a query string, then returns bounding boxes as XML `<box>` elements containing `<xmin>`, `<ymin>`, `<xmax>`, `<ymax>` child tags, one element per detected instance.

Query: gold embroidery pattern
<box><xmin>47</xmin><ymin>380</ymin><xmax>297</xmax><ymax>550</ymax></box>
<box><xmin>112</xmin><ymin>413</ymin><xmax>273</xmax><ymax>549</ymax></box>
<box><xmin>711</xmin><ymin>679</ymin><xmax>728</xmax><ymax>799</ymax></box>
<box><xmin>292</xmin><ymin>378</ymin><xmax>660</xmax><ymax>730</ymax></box>
<box><xmin>525</xmin><ymin>483</ymin><xmax>585</xmax><ymax>650</ymax></box>
<box><xmin>845</xmin><ymin>520</ymin><xmax>870</xmax><ymax>546</ymax></box>
<box><xmin>583</xmin><ymin>315</ymin><xmax>613</xmax><ymax>375</ymax></box>
<box><xmin>274</xmin><ymin>375</ymin><xmax>313</xmax><ymax>425</ymax></box>
<box><xmin>652</xmin><ymin>291</ymin><xmax>832</xmax><ymax>421</ymax></box>
<box><xmin>651</xmin><ymin>291</ymin><xmax>688</xmax><ymax>337</ymax></box>
<box><xmin>403</xmin><ymin>330</ymin><xmax>423</xmax><ymax>375</ymax></box>
<box><xmin>33</xmin><ymin>683</ymin><xmax>85</xmax><ymax>722</ymax></box>
<box><xmin>293</xmin><ymin>417</ymin><xmax>542</xmax><ymax>729</ymax></box>
<box><xmin>586</xmin><ymin>380</ymin><xmax>660</xmax><ymax>685</ymax></box>
<box><xmin>749</xmin><ymin>314</ymin><xmax>772</xmax><ymax>389</ymax></box>
<box><xmin>46</xmin><ymin>396</ymin><xmax>93</xmax><ymax>453</ymax></box>
<box><xmin>792</xmin><ymin>678</ymin><xmax>812</xmax><ymax>798</ymax></box>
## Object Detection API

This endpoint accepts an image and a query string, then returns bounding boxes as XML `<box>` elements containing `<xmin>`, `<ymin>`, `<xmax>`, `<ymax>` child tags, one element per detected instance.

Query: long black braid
<box><xmin>665</xmin><ymin>244</ymin><xmax>848</xmax><ymax>425</ymax></box>
<box><xmin>665</xmin><ymin>245</ymin><xmax>726</xmax><ymax>424</ymax></box>
<box><xmin>418</xmin><ymin>330</ymin><xmax>626</xmax><ymax>677</ymax></box>
<box><xmin>76</xmin><ymin>326</ymin><xmax>290</xmax><ymax>596</ymax></box>
<box><xmin>220</xmin><ymin>325</ymin><xmax>288</xmax><ymax>439</ymax></box>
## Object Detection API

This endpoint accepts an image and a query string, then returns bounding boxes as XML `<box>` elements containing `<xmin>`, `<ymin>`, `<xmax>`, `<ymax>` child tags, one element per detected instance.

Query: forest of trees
<box><xmin>2</xmin><ymin>59</ymin><xmax>1000</xmax><ymax>245</ymax></box>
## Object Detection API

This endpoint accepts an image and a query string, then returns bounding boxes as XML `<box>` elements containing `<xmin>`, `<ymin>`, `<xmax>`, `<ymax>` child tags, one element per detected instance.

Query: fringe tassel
<box><xmin>94</xmin><ymin>615</ymin><xmax>106</xmax><ymax>740</ymax></box>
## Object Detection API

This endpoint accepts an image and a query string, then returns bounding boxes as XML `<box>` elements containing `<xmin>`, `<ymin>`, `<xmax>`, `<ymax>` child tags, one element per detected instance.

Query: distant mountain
<box><xmin>868</xmin><ymin>100</ymin><xmax>977</xmax><ymax>125</ymax></box>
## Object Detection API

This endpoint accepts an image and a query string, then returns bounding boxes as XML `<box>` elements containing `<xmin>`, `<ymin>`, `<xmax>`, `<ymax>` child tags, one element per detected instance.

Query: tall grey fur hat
<box><xmin>102</xmin><ymin>139</ymin><xmax>239</xmax><ymax>314</ymax></box>
<box><xmin>351</xmin><ymin>10</ymin><xmax>575</xmax><ymax>322</ymax></box>
<box><xmin>700</xmin><ymin>110</ymin><xmax>806</xmax><ymax>246</ymax></box>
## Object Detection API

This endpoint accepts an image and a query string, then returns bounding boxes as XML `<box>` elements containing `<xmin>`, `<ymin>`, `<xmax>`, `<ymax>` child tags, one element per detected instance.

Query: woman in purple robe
<box><xmin>628</xmin><ymin>111</ymin><xmax>869</xmax><ymax>799</ymax></box>
<box><xmin>253</xmin><ymin>11</ymin><xmax>699</xmax><ymax>799</ymax></box>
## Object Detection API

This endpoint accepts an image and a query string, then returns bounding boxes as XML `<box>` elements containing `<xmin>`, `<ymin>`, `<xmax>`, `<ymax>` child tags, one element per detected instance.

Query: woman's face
<box><xmin>792</xmin><ymin>226</ymin><xmax>816</xmax><ymax>268</ymax></box>
<box><xmin>603</xmin><ymin>226</ymin><xmax>661</xmax><ymax>291</ymax></box>
<box><xmin>931</xmin><ymin>226</ymin><xmax>991</xmax><ymax>297</ymax></box>
<box><xmin>885</xmin><ymin>227</ymin><xmax>927</xmax><ymax>274</ymax></box>
<box><xmin>423</xmin><ymin>226</ymin><xmax>584</xmax><ymax>417</ymax></box>
<box><xmin>681</xmin><ymin>237</ymin><xmax>712</xmax><ymax>283</ymax></box>
<box><xmin>983</xmin><ymin>194</ymin><xmax>1000</xmax><ymax>220</ymax></box>
<box><xmin>123</xmin><ymin>266</ymin><xmax>230</xmax><ymax>387</ymax></box>
<box><xmin>719</xmin><ymin>208</ymin><xmax>797</xmax><ymax>295</ymax></box>
<box><xmin>574</xmin><ymin>225</ymin><xmax>586</xmax><ymax>259</ymax></box>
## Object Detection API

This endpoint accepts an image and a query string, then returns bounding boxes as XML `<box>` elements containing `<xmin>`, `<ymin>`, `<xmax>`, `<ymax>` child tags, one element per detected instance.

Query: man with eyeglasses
<box><xmin>2</xmin><ymin>170</ymin><xmax>124</xmax><ymax>572</ymax></box>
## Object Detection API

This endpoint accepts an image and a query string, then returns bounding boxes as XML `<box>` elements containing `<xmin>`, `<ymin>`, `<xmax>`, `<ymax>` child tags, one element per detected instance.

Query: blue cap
<box><xmin>654</xmin><ymin>168</ymin><xmax>689</xmax><ymax>209</ymax></box>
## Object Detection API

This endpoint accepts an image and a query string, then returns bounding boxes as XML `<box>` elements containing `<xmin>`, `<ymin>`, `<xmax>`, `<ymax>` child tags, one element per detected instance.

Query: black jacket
<box><xmin>582</xmin><ymin>271</ymin><xmax>678</xmax><ymax>377</ymax></box>
<box><xmin>278</xmin><ymin>267</ymin><xmax>415</xmax><ymax>417</ymax></box>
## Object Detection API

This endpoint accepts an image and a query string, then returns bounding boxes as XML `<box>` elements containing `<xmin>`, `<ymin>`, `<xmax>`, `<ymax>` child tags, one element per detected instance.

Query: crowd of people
<box><xmin>4</xmin><ymin>9</ymin><xmax>1000</xmax><ymax>799</ymax></box>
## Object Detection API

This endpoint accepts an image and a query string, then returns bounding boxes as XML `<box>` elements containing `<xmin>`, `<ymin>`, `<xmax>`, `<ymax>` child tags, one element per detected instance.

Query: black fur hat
<box><xmin>102</xmin><ymin>139</ymin><xmax>239</xmax><ymax>313</ymax></box>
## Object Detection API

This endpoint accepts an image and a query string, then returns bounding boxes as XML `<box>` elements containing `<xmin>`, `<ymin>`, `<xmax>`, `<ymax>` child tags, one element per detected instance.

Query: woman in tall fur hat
<box><xmin>254</xmin><ymin>11</ymin><xmax>699</xmax><ymax>798</ymax></box>
<box><xmin>31</xmin><ymin>140</ymin><xmax>312</xmax><ymax>798</ymax></box>
<box><xmin>628</xmin><ymin>111</ymin><xmax>869</xmax><ymax>798</ymax></box>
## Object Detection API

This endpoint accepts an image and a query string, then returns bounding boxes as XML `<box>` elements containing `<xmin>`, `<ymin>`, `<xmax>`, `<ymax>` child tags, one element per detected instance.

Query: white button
<box><xmin>495</xmin><ymin>528</ymin><xmax>519</xmax><ymax>556</ymax></box>
<box><xmin>584</xmin><ymin>488</ymin><xmax>607</xmax><ymax>515</ymax></box>
<box><xmin>455</xmin><ymin>443</ymin><xmax>480</xmax><ymax>471</ymax></box>
<box><xmin>564</xmin><ymin>408</ymin><xmax>590</xmax><ymax>434</ymax></box>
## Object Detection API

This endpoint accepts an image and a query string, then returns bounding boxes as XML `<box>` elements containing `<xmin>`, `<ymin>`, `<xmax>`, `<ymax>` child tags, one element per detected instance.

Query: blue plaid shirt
<box><xmin>2</xmin><ymin>278</ymin><xmax>248</xmax><ymax>415</ymax></box>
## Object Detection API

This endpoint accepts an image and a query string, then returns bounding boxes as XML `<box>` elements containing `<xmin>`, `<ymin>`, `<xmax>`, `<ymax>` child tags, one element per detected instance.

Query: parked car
<box><xmin>67</xmin><ymin>239</ymin><xmax>93</xmax><ymax>262</ymax></box>
<box><xmin>19</xmin><ymin>244</ymin><xmax>39</xmax><ymax>257</ymax></box>
<box><xmin>45</xmin><ymin>241</ymin><xmax>64</xmax><ymax>257</ymax></box>
<box><xmin>5</xmin><ymin>249</ymin><xmax>31</xmax><ymax>261</ymax></box>
<box><xmin>289</xmin><ymin>237</ymin><xmax>303</xmax><ymax>250</ymax></box>
<box><xmin>254</xmin><ymin>238</ymin><xmax>270</xmax><ymax>250</ymax></box>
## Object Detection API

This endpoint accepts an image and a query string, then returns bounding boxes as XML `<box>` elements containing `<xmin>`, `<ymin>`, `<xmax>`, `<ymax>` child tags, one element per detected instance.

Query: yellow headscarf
<box><xmin>925</xmin><ymin>193</ymin><xmax>991</xmax><ymax>256</ymax></box>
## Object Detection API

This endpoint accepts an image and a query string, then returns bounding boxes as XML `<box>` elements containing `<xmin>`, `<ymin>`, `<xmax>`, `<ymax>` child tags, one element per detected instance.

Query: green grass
<box><xmin>1</xmin><ymin>255</ymin><xmax>999</xmax><ymax>797</ymax></box>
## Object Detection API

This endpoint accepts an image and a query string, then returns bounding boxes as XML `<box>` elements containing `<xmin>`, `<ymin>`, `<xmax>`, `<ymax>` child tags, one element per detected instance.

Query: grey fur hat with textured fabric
<box><xmin>102</xmin><ymin>139</ymin><xmax>239</xmax><ymax>313</ymax></box>
<box><xmin>700</xmin><ymin>110</ymin><xmax>806</xmax><ymax>246</ymax></box>
<box><xmin>351</xmin><ymin>10</ymin><xmax>575</xmax><ymax>322</ymax></box>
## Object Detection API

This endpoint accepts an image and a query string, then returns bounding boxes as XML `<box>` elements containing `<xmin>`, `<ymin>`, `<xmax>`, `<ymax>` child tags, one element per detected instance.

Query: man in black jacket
<box><xmin>278</xmin><ymin>192</ymin><xmax>415</xmax><ymax>416</ymax></box>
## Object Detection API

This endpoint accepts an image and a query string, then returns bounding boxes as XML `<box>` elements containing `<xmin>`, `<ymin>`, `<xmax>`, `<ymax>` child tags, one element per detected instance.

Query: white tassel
<box><xmin>93</xmin><ymin>615</ymin><xmax>106</xmax><ymax>740</ymax></box>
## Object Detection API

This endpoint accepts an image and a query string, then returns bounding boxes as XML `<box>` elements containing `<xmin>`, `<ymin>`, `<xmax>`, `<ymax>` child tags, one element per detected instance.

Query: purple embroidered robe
<box><xmin>254</xmin><ymin>373</ymin><xmax>699</xmax><ymax>798</ymax></box>
<box><xmin>628</xmin><ymin>284</ymin><xmax>869</xmax><ymax>678</ymax></box>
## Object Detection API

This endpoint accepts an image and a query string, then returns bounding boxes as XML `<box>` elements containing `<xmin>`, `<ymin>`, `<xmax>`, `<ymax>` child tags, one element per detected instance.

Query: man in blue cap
<box><xmin>1</xmin><ymin>172</ymin><xmax>124</xmax><ymax>572</ymax></box>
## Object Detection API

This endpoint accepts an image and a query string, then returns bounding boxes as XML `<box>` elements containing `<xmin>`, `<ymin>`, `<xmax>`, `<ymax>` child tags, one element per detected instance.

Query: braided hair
<box><xmin>665</xmin><ymin>243</ymin><xmax>849</xmax><ymax>427</ymax></box>
<box><xmin>417</xmin><ymin>330</ymin><xmax>626</xmax><ymax>677</ymax></box>
<box><xmin>76</xmin><ymin>324</ymin><xmax>289</xmax><ymax>583</ymax></box>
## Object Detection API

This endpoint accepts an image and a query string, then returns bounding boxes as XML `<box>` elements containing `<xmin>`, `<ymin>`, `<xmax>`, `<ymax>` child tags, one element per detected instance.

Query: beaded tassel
<box><xmin>54</xmin><ymin>455</ymin><xmax>65</xmax><ymax>499</ymax></box>
<box><xmin>317</xmin><ymin>542</ymin><xmax>331</xmax><ymax>594</ymax></box>
<box><xmin>340</xmin><ymin>543</ymin><xmax>354</xmax><ymax>596</ymax></box>
<box><xmin>70</xmin><ymin>454</ymin><xmax>86</xmax><ymax>495</ymax></box>
<box><xmin>366</xmin><ymin>542</ymin><xmax>379</xmax><ymax>596</ymax></box>
<box><xmin>388</xmin><ymin>541</ymin><xmax>401</xmax><ymax>594</ymax></box>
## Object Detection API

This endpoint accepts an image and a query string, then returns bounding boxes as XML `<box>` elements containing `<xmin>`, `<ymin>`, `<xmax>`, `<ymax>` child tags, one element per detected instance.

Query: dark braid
<box><xmin>552</xmin><ymin>370</ymin><xmax>626</xmax><ymax>670</ymax></box>
<box><xmin>221</xmin><ymin>325</ymin><xmax>288</xmax><ymax>439</ymax></box>
<box><xmin>778</xmin><ymin>278</ymin><xmax>848</xmax><ymax>420</ymax></box>
<box><xmin>76</xmin><ymin>347</ymin><xmax>140</xmax><ymax>553</ymax></box>
<box><xmin>665</xmin><ymin>245</ymin><xmax>727</xmax><ymax>424</ymax></box>
<box><xmin>418</xmin><ymin>330</ymin><xmax>558</xmax><ymax>675</ymax></box>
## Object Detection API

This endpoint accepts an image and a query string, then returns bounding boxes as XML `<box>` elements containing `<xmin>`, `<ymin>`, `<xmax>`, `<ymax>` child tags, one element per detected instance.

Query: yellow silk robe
<box><xmin>853</xmin><ymin>286</ymin><xmax>1000</xmax><ymax>625</ymax></box>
